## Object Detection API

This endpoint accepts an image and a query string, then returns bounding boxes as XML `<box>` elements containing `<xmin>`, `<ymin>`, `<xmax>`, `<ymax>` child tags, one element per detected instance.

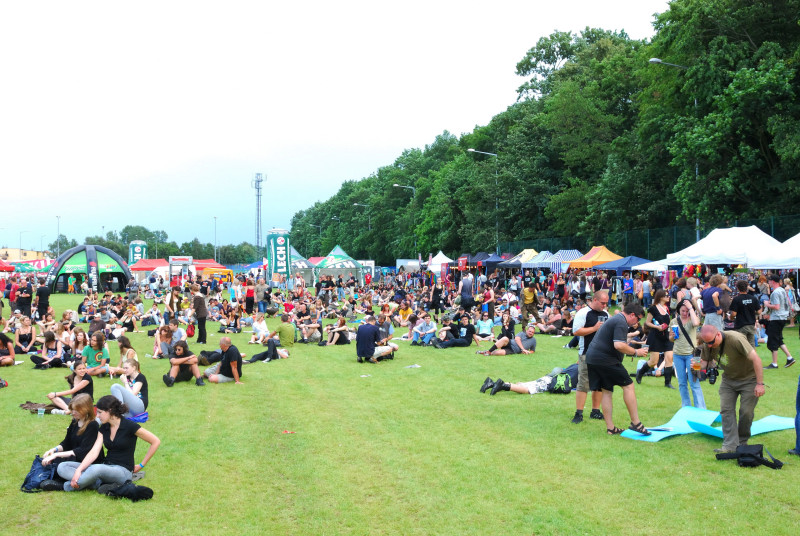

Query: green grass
<box><xmin>2</xmin><ymin>294</ymin><xmax>799</xmax><ymax>535</ymax></box>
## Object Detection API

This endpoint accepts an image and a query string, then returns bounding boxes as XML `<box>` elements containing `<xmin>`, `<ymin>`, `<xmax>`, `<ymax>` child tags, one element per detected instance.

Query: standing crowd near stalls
<box><xmin>5</xmin><ymin>263</ymin><xmax>800</xmax><ymax>495</ymax></box>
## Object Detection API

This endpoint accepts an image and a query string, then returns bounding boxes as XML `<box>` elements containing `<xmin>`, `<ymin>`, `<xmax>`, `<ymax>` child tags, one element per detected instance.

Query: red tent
<box><xmin>128</xmin><ymin>258</ymin><xmax>169</xmax><ymax>271</ymax></box>
<box><xmin>0</xmin><ymin>259</ymin><xmax>14</xmax><ymax>272</ymax></box>
<box><xmin>193</xmin><ymin>259</ymin><xmax>227</xmax><ymax>270</ymax></box>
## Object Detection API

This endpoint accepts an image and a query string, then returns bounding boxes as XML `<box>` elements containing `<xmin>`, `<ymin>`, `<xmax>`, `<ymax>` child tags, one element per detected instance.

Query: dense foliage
<box><xmin>290</xmin><ymin>0</ymin><xmax>800</xmax><ymax>265</ymax></box>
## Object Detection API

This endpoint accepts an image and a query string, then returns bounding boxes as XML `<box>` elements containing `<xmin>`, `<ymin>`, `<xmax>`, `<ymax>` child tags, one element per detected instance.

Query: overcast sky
<box><xmin>0</xmin><ymin>0</ymin><xmax>669</xmax><ymax>253</ymax></box>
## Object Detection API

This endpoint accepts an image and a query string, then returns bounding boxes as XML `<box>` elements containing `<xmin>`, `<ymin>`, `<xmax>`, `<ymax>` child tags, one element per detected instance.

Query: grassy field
<box><xmin>2</xmin><ymin>294</ymin><xmax>799</xmax><ymax>535</ymax></box>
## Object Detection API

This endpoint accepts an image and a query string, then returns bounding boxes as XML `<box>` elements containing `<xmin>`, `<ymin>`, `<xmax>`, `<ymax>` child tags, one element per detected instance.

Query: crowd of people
<box><xmin>3</xmin><ymin>264</ymin><xmax>800</xmax><ymax>494</ymax></box>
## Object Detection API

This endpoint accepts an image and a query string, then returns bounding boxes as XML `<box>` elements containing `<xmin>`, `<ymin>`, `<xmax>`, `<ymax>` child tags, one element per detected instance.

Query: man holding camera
<box><xmin>699</xmin><ymin>324</ymin><xmax>766</xmax><ymax>454</ymax></box>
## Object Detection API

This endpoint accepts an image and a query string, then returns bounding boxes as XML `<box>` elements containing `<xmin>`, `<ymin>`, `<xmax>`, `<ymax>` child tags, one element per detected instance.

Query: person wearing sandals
<box><xmin>38</xmin><ymin>394</ymin><xmax>104</xmax><ymax>491</ymax></box>
<box><xmin>57</xmin><ymin>395</ymin><xmax>160</xmax><ymax>491</ymax></box>
<box><xmin>585</xmin><ymin>303</ymin><xmax>651</xmax><ymax>436</ymax></box>
<box><xmin>47</xmin><ymin>362</ymin><xmax>93</xmax><ymax>414</ymax></box>
<box><xmin>109</xmin><ymin>359</ymin><xmax>148</xmax><ymax>419</ymax></box>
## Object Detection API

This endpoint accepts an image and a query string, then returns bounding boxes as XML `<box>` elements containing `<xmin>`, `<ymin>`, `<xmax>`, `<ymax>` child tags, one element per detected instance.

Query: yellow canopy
<box><xmin>569</xmin><ymin>245</ymin><xmax>623</xmax><ymax>269</ymax></box>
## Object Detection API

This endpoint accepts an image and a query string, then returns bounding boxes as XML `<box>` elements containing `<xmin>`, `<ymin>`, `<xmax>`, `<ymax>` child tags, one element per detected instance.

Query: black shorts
<box><xmin>587</xmin><ymin>362</ymin><xmax>633</xmax><ymax>392</ymax></box>
<box><xmin>175</xmin><ymin>364</ymin><xmax>194</xmax><ymax>382</ymax></box>
<box><xmin>766</xmin><ymin>320</ymin><xmax>786</xmax><ymax>351</ymax></box>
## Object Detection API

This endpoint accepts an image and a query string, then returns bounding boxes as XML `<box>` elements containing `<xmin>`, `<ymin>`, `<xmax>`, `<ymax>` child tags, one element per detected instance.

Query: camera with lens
<box><xmin>707</xmin><ymin>366</ymin><xmax>719</xmax><ymax>385</ymax></box>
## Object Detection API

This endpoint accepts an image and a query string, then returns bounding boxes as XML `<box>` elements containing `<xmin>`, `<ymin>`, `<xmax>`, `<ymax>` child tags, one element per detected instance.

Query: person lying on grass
<box><xmin>247</xmin><ymin>314</ymin><xmax>294</xmax><ymax>362</ymax></box>
<box><xmin>163</xmin><ymin>341</ymin><xmax>205</xmax><ymax>386</ymax></box>
<box><xmin>480</xmin><ymin>363</ymin><xmax>579</xmax><ymax>396</ymax></box>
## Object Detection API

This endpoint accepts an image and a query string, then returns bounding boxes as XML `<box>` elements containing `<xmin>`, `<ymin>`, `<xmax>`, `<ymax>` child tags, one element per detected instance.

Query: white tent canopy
<box><xmin>665</xmin><ymin>226</ymin><xmax>782</xmax><ymax>266</ymax></box>
<box><xmin>428</xmin><ymin>251</ymin><xmax>454</xmax><ymax>273</ymax></box>
<box><xmin>748</xmin><ymin>231</ymin><xmax>800</xmax><ymax>269</ymax></box>
<box><xmin>632</xmin><ymin>259</ymin><xmax>669</xmax><ymax>272</ymax></box>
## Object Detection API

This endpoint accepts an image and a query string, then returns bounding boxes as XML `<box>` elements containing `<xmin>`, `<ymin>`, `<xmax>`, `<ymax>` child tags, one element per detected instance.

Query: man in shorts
<box><xmin>482</xmin><ymin>363</ymin><xmax>578</xmax><ymax>396</ymax></box>
<box><xmin>356</xmin><ymin>315</ymin><xmax>394</xmax><ymax>363</ymax></box>
<box><xmin>585</xmin><ymin>303</ymin><xmax>651</xmax><ymax>436</ymax></box>
<box><xmin>476</xmin><ymin>323</ymin><xmax>536</xmax><ymax>356</ymax></box>
<box><xmin>204</xmin><ymin>337</ymin><xmax>243</xmax><ymax>384</ymax></box>
<box><xmin>570</xmin><ymin>290</ymin><xmax>609</xmax><ymax>424</ymax></box>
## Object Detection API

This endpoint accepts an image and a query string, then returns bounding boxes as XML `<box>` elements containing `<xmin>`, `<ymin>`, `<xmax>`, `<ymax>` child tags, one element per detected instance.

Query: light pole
<box><xmin>353</xmin><ymin>203</ymin><xmax>371</xmax><ymax>231</ymax></box>
<box><xmin>393</xmin><ymin>184</ymin><xmax>417</xmax><ymax>259</ymax></box>
<box><xmin>213</xmin><ymin>216</ymin><xmax>218</xmax><ymax>262</ymax></box>
<box><xmin>649</xmin><ymin>57</ymin><xmax>700</xmax><ymax>242</ymax></box>
<box><xmin>56</xmin><ymin>215</ymin><xmax>61</xmax><ymax>258</ymax></box>
<box><xmin>309</xmin><ymin>223</ymin><xmax>322</xmax><ymax>256</ymax></box>
<box><xmin>40</xmin><ymin>234</ymin><xmax>46</xmax><ymax>252</ymax></box>
<box><xmin>468</xmin><ymin>148</ymin><xmax>500</xmax><ymax>254</ymax></box>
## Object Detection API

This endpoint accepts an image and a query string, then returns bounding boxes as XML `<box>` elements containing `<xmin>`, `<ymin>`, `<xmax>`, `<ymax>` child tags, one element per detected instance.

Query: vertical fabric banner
<box><xmin>267</xmin><ymin>229</ymin><xmax>291</xmax><ymax>281</ymax></box>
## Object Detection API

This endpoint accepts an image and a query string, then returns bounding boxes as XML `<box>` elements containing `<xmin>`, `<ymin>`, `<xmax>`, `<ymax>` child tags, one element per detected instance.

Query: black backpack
<box><xmin>20</xmin><ymin>455</ymin><xmax>58</xmax><ymax>492</ymax></box>
<box><xmin>715</xmin><ymin>444</ymin><xmax>783</xmax><ymax>469</ymax></box>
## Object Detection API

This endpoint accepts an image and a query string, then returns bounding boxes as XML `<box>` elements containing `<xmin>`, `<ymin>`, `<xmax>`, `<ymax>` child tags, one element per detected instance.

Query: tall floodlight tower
<box><xmin>252</xmin><ymin>173</ymin><xmax>265</xmax><ymax>249</ymax></box>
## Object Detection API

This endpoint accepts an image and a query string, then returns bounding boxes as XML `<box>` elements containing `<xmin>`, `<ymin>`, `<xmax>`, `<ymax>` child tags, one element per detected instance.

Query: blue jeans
<box><xmin>257</xmin><ymin>300</ymin><xmax>267</xmax><ymax>313</ymax></box>
<box><xmin>412</xmin><ymin>332</ymin><xmax>434</xmax><ymax>344</ymax></box>
<box><xmin>673</xmin><ymin>353</ymin><xmax>706</xmax><ymax>409</ymax></box>
<box><xmin>57</xmin><ymin>461</ymin><xmax>132</xmax><ymax>491</ymax></box>
<box><xmin>110</xmin><ymin>383</ymin><xmax>146</xmax><ymax>417</ymax></box>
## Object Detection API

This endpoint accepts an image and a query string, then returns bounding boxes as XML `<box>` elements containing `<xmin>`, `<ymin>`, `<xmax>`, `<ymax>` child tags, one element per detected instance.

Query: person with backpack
<box><xmin>481</xmin><ymin>363</ymin><xmax>578</xmax><ymax>396</ymax></box>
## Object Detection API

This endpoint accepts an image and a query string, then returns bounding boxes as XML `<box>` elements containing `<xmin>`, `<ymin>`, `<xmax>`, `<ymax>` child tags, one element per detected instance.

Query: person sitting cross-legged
<box><xmin>247</xmin><ymin>314</ymin><xmax>294</xmax><ymax>363</ymax></box>
<box><xmin>411</xmin><ymin>313</ymin><xmax>437</xmax><ymax>346</ymax></box>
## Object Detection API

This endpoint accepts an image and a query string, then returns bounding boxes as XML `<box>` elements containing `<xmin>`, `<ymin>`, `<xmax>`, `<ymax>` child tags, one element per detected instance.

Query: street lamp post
<box><xmin>649</xmin><ymin>57</ymin><xmax>700</xmax><ymax>242</ymax></box>
<box><xmin>393</xmin><ymin>184</ymin><xmax>417</xmax><ymax>259</ymax></box>
<box><xmin>40</xmin><ymin>234</ymin><xmax>46</xmax><ymax>252</ymax></box>
<box><xmin>19</xmin><ymin>230</ymin><xmax>28</xmax><ymax>258</ymax></box>
<box><xmin>213</xmin><ymin>216</ymin><xmax>218</xmax><ymax>262</ymax></box>
<box><xmin>353</xmin><ymin>203</ymin><xmax>371</xmax><ymax>231</ymax></box>
<box><xmin>309</xmin><ymin>223</ymin><xmax>322</xmax><ymax>256</ymax></box>
<box><xmin>468</xmin><ymin>148</ymin><xmax>500</xmax><ymax>254</ymax></box>
<box><xmin>56</xmin><ymin>215</ymin><xmax>61</xmax><ymax>258</ymax></box>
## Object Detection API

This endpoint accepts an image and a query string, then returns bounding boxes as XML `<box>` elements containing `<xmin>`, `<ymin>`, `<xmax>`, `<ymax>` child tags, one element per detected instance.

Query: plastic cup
<box><xmin>37</xmin><ymin>408</ymin><xmax>45</xmax><ymax>417</ymax></box>
<box><xmin>691</xmin><ymin>361</ymin><xmax>702</xmax><ymax>371</ymax></box>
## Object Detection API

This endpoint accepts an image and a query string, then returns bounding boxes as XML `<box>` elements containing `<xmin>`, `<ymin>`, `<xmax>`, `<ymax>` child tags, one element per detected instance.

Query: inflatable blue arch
<box><xmin>45</xmin><ymin>245</ymin><xmax>133</xmax><ymax>293</ymax></box>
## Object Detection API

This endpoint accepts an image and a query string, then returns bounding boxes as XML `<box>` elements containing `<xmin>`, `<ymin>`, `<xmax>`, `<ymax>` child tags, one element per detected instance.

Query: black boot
<box><xmin>664</xmin><ymin>366</ymin><xmax>676</xmax><ymax>389</ymax></box>
<box><xmin>490</xmin><ymin>378</ymin><xmax>510</xmax><ymax>396</ymax></box>
<box><xmin>480</xmin><ymin>377</ymin><xmax>494</xmax><ymax>393</ymax></box>
<box><xmin>635</xmin><ymin>363</ymin><xmax>650</xmax><ymax>384</ymax></box>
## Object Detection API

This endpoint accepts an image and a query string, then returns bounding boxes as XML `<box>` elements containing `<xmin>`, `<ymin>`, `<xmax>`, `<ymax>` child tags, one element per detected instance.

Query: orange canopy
<box><xmin>569</xmin><ymin>245</ymin><xmax>622</xmax><ymax>269</ymax></box>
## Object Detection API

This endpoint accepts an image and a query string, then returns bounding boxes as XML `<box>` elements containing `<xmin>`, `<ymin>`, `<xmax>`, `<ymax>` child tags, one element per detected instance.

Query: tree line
<box><xmin>48</xmin><ymin>225</ymin><xmax>260</xmax><ymax>265</ymax></box>
<box><xmin>289</xmin><ymin>0</ymin><xmax>800</xmax><ymax>265</ymax></box>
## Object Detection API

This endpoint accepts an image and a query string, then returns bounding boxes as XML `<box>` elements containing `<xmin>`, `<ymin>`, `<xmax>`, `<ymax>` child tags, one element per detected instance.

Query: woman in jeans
<box><xmin>669</xmin><ymin>299</ymin><xmax>705</xmax><ymax>408</ymax></box>
<box><xmin>57</xmin><ymin>395</ymin><xmax>160</xmax><ymax>491</ymax></box>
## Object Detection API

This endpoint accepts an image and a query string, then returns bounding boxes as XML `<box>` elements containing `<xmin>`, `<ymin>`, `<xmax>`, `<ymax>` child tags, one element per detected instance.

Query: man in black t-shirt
<box><xmin>585</xmin><ymin>303</ymin><xmax>651</xmax><ymax>436</ymax></box>
<box><xmin>16</xmin><ymin>277</ymin><xmax>33</xmax><ymax>318</ymax></box>
<box><xmin>204</xmin><ymin>337</ymin><xmax>243</xmax><ymax>384</ymax></box>
<box><xmin>435</xmin><ymin>315</ymin><xmax>480</xmax><ymax>349</ymax></box>
<box><xmin>729</xmin><ymin>280</ymin><xmax>762</xmax><ymax>346</ymax></box>
<box><xmin>35</xmin><ymin>277</ymin><xmax>51</xmax><ymax>320</ymax></box>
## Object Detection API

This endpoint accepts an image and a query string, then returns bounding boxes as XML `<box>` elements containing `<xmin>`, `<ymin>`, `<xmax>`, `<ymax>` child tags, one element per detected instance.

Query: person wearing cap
<box><xmin>763</xmin><ymin>274</ymin><xmax>795</xmax><ymax>369</ymax></box>
<box><xmin>476</xmin><ymin>322</ymin><xmax>536</xmax><ymax>356</ymax></box>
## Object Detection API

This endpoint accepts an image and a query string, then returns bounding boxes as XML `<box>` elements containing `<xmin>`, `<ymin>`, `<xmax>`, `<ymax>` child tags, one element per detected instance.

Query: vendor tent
<box><xmin>0</xmin><ymin>259</ymin><xmax>13</xmax><ymax>272</ymax></box>
<box><xmin>129</xmin><ymin>259</ymin><xmax>169</xmax><ymax>272</ymax></box>
<box><xmin>45</xmin><ymin>245</ymin><xmax>132</xmax><ymax>293</ymax></box>
<box><xmin>289</xmin><ymin>246</ymin><xmax>315</xmax><ymax>284</ymax></box>
<box><xmin>666</xmin><ymin>226</ymin><xmax>781</xmax><ymax>266</ymax></box>
<box><xmin>569</xmin><ymin>246</ymin><xmax>623</xmax><ymax>269</ymax></box>
<box><xmin>632</xmin><ymin>259</ymin><xmax>669</xmax><ymax>272</ymax></box>
<box><xmin>543</xmin><ymin>249</ymin><xmax>582</xmax><ymax>274</ymax></box>
<box><xmin>521</xmin><ymin>251</ymin><xmax>553</xmax><ymax>269</ymax></box>
<box><xmin>478</xmin><ymin>253</ymin><xmax>505</xmax><ymax>272</ymax></box>
<box><xmin>594</xmin><ymin>256</ymin><xmax>653</xmax><ymax>274</ymax></box>
<box><xmin>428</xmin><ymin>251</ymin><xmax>454</xmax><ymax>273</ymax></box>
<box><xmin>497</xmin><ymin>249</ymin><xmax>538</xmax><ymax>269</ymax></box>
<box><xmin>748</xmin><ymin>232</ymin><xmax>800</xmax><ymax>269</ymax></box>
<box><xmin>315</xmin><ymin>245</ymin><xmax>364</xmax><ymax>284</ymax></box>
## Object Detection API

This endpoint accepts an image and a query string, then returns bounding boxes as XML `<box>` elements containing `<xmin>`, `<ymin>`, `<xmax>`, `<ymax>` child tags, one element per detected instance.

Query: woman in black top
<box><xmin>498</xmin><ymin>310</ymin><xmax>516</xmax><ymax>341</ymax></box>
<box><xmin>636</xmin><ymin>289</ymin><xmax>676</xmax><ymax>388</ymax></box>
<box><xmin>39</xmin><ymin>394</ymin><xmax>104</xmax><ymax>490</ymax></box>
<box><xmin>0</xmin><ymin>332</ymin><xmax>16</xmax><ymax>366</ymax></box>
<box><xmin>57</xmin><ymin>395</ymin><xmax>160</xmax><ymax>491</ymax></box>
<box><xmin>110</xmin><ymin>359</ymin><xmax>148</xmax><ymax>418</ymax></box>
<box><xmin>31</xmin><ymin>331</ymin><xmax>66</xmax><ymax>369</ymax></box>
<box><xmin>48</xmin><ymin>362</ymin><xmax>93</xmax><ymax>414</ymax></box>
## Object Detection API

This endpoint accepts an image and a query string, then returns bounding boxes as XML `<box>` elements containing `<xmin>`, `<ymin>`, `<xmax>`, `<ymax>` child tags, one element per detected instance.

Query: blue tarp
<box><xmin>594</xmin><ymin>256</ymin><xmax>653</xmax><ymax>274</ymax></box>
